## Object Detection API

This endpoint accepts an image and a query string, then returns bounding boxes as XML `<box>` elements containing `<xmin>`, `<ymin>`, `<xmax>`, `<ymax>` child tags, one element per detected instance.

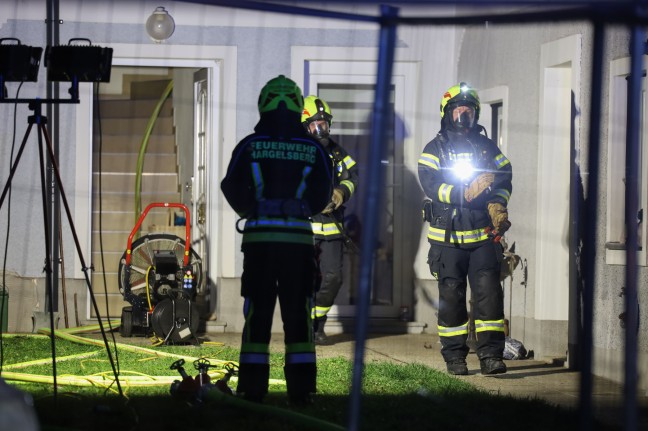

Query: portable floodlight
<box><xmin>0</xmin><ymin>38</ymin><xmax>43</xmax><ymax>82</ymax></box>
<box><xmin>45</xmin><ymin>38</ymin><xmax>113</xmax><ymax>83</ymax></box>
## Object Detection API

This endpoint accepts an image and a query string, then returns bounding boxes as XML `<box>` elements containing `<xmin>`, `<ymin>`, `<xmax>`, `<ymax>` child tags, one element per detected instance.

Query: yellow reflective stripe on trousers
<box><xmin>427</xmin><ymin>226</ymin><xmax>489</xmax><ymax>243</ymax></box>
<box><xmin>437</xmin><ymin>321</ymin><xmax>469</xmax><ymax>337</ymax></box>
<box><xmin>312</xmin><ymin>306</ymin><xmax>331</xmax><ymax>319</ymax></box>
<box><xmin>474</xmin><ymin>319</ymin><xmax>506</xmax><ymax>333</ymax></box>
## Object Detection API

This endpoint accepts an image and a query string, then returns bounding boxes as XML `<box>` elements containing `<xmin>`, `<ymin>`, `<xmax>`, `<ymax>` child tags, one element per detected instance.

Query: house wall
<box><xmin>0</xmin><ymin>0</ymin><xmax>381</xmax><ymax>279</ymax></box>
<box><xmin>458</xmin><ymin>21</ymin><xmax>647</xmax><ymax>389</ymax></box>
<box><xmin>0</xmin><ymin>1</ymin><xmax>455</xmax><ymax>334</ymax></box>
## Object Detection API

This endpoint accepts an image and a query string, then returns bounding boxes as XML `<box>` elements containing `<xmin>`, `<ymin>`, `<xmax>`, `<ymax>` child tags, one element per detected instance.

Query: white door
<box><xmin>192</xmin><ymin>68</ymin><xmax>209</xmax><ymax>289</ymax></box>
<box><xmin>306</xmin><ymin>61</ymin><xmax>417</xmax><ymax>320</ymax></box>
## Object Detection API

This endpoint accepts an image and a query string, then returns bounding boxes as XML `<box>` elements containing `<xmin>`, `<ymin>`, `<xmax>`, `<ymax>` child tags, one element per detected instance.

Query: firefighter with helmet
<box><xmin>302</xmin><ymin>95</ymin><xmax>359</xmax><ymax>345</ymax></box>
<box><xmin>221</xmin><ymin>75</ymin><xmax>333</xmax><ymax>404</ymax></box>
<box><xmin>418</xmin><ymin>82</ymin><xmax>512</xmax><ymax>375</ymax></box>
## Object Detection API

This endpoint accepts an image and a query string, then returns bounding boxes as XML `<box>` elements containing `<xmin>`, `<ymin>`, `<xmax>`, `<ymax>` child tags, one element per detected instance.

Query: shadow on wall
<box><xmin>349</xmin><ymin>112</ymin><xmax>425</xmax><ymax>313</ymax></box>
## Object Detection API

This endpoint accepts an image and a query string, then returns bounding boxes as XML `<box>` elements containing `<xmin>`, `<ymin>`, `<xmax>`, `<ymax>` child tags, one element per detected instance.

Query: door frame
<box><xmin>291</xmin><ymin>47</ymin><xmax>419</xmax><ymax>319</ymax></box>
<box><xmin>536</xmin><ymin>35</ymin><xmax>581</xmax><ymax>322</ymax></box>
<box><xmin>74</xmin><ymin>43</ymin><xmax>236</xmax><ymax>319</ymax></box>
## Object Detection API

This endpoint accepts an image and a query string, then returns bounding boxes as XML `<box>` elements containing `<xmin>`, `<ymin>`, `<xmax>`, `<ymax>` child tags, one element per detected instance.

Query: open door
<box><xmin>190</xmin><ymin>67</ymin><xmax>217</xmax><ymax>321</ymax></box>
<box><xmin>192</xmin><ymin>68</ymin><xmax>209</xmax><ymax>280</ymax></box>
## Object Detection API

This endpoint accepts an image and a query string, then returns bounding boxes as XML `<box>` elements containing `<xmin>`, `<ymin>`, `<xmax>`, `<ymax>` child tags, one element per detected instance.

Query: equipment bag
<box><xmin>504</xmin><ymin>336</ymin><xmax>528</xmax><ymax>360</ymax></box>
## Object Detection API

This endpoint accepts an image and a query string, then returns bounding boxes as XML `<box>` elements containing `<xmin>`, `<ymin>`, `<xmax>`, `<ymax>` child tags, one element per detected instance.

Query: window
<box><xmin>605</xmin><ymin>57</ymin><xmax>647</xmax><ymax>265</ymax></box>
<box><xmin>478</xmin><ymin>86</ymin><xmax>508</xmax><ymax>155</ymax></box>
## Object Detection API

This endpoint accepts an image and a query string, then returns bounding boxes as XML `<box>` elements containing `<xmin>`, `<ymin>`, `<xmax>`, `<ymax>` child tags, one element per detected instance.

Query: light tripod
<box><xmin>0</xmin><ymin>93</ymin><xmax>123</xmax><ymax>397</ymax></box>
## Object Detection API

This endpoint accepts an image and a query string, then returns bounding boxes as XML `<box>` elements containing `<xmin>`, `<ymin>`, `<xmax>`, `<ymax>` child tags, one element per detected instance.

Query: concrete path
<box><xmin>201</xmin><ymin>331</ymin><xmax>648</xmax><ymax>430</ymax></box>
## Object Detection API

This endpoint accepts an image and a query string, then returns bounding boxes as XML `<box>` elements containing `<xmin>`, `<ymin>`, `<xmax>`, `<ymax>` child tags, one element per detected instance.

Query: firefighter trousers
<box><xmin>428</xmin><ymin>240</ymin><xmax>505</xmax><ymax>362</ymax></box>
<box><xmin>237</xmin><ymin>243</ymin><xmax>317</xmax><ymax>399</ymax></box>
<box><xmin>312</xmin><ymin>238</ymin><xmax>344</xmax><ymax>320</ymax></box>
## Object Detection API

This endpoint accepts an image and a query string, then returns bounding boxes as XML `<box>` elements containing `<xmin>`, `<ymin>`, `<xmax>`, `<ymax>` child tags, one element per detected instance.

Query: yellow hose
<box><xmin>134</xmin><ymin>80</ymin><xmax>174</xmax><ymax>225</ymax></box>
<box><xmin>2</xmin><ymin>371</ymin><xmax>229</xmax><ymax>388</ymax></box>
<box><xmin>2</xmin><ymin>350</ymin><xmax>103</xmax><ymax>370</ymax></box>
<box><xmin>4</xmin><ymin>328</ymin><xmax>335</xmax><ymax>429</ymax></box>
<box><xmin>36</xmin><ymin>328</ymin><xmax>230</xmax><ymax>364</ymax></box>
<box><xmin>3</xmin><ymin>329</ymin><xmax>272</xmax><ymax>390</ymax></box>
<box><xmin>145</xmin><ymin>265</ymin><xmax>153</xmax><ymax>311</ymax></box>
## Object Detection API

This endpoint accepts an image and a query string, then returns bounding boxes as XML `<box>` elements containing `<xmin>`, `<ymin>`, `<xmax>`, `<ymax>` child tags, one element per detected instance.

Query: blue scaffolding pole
<box><xmin>347</xmin><ymin>5</ymin><xmax>398</xmax><ymax>431</ymax></box>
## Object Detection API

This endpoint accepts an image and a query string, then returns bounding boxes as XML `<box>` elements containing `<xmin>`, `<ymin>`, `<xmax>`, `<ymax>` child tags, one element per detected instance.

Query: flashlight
<box><xmin>452</xmin><ymin>160</ymin><xmax>474</xmax><ymax>182</ymax></box>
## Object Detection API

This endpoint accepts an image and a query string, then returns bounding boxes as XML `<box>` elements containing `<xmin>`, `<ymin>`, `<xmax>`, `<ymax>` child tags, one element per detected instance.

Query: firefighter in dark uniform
<box><xmin>418</xmin><ymin>82</ymin><xmax>512</xmax><ymax>375</ymax></box>
<box><xmin>221</xmin><ymin>75</ymin><xmax>333</xmax><ymax>404</ymax></box>
<box><xmin>301</xmin><ymin>96</ymin><xmax>359</xmax><ymax>345</ymax></box>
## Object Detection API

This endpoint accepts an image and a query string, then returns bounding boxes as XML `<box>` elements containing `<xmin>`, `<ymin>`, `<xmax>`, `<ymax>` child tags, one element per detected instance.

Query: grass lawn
<box><xmin>0</xmin><ymin>331</ymin><xmax>614</xmax><ymax>431</ymax></box>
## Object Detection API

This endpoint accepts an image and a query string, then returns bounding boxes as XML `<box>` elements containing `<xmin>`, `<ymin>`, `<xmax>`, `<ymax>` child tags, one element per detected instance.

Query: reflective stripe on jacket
<box><xmin>417</xmin><ymin>128</ymin><xmax>512</xmax><ymax>248</ymax></box>
<box><xmin>221</xmin><ymin>125</ymin><xmax>333</xmax><ymax>245</ymax></box>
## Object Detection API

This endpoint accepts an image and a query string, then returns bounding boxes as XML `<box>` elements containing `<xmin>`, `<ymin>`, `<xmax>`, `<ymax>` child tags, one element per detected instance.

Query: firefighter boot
<box><xmin>446</xmin><ymin>358</ymin><xmax>469</xmax><ymax>376</ymax></box>
<box><xmin>480</xmin><ymin>357</ymin><xmax>507</xmax><ymax>375</ymax></box>
<box><xmin>284</xmin><ymin>363</ymin><xmax>316</xmax><ymax>407</ymax></box>
<box><xmin>313</xmin><ymin>316</ymin><xmax>330</xmax><ymax>345</ymax></box>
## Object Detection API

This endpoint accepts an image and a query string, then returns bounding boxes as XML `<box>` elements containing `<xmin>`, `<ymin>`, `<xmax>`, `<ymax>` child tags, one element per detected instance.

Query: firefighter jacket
<box><xmin>417</xmin><ymin>127</ymin><xmax>512</xmax><ymax>248</ymax></box>
<box><xmin>311</xmin><ymin>139</ymin><xmax>359</xmax><ymax>241</ymax></box>
<box><xmin>221</xmin><ymin>110</ymin><xmax>334</xmax><ymax>245</ymax></box>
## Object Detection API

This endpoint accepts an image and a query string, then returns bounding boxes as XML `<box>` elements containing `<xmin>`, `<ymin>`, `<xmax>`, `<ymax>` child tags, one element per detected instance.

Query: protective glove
<box><xmin>322</xmin><ymin>188</ymin><xmax>345</xmax><ymax>214</ymax></box>
<box><xmin>331</xmin><ymin>188</ymin><xmax>344</xmax><ymax>208</ymax></box>
<box><xmin>464</xmin><ymin>172</ymin><xmax>494</xmax><ymax>203</ymax></box>
<box><xmin>487</xmin><ymin>202</ymin><xmax>512</xmax><ymax>235</ymax></box>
